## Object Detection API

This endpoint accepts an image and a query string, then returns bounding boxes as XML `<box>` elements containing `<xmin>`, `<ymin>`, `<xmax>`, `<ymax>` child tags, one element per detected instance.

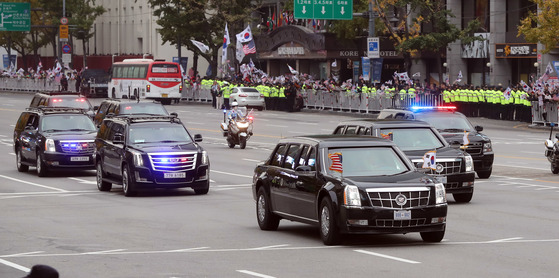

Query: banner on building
<box><xmin>371</xmin><ymin>58</ymin><xmax>383</xmax><ymax>84</ymax></box>
<box><xmin>495</xmin><ymin>43</ymin><xmax>537</xmax><ymax>58</ymax></box>
<box><xmin>462</xmin><ymin>33</ymin><xmax>489</xmax><ymax>58</ymax></box>
<box><xmin>361</xmin><ymin>57</ymin><xmax>370</xmax><ymax>81</ymax></box>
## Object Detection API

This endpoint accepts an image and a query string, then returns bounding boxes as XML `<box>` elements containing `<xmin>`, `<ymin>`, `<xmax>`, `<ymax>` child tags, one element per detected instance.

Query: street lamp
<box><xmin>534</xmin><ymin>62</ymin><xmax>539</xmax><ymax>77</ymax></box>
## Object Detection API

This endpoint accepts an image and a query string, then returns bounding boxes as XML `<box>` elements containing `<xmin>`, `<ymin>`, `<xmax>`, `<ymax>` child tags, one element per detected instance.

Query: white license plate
<box><xmin>70</xmin><ymin>156</ymin><xmax>89</xmax><ymax>162</ymax></box>
<box><xmin>164</xmin><ymin>172</ymin><xmax>186</xmax><ymax>179</ymax></box>
<box><xmin>394</xmin><ymin>210</ymin><xmax>411</xmax><ymax>220</ymax></box>
<box><xmin>434</xmin><ymin>176</ymin><xmax>447</xmax><ymax>184</ymax></box>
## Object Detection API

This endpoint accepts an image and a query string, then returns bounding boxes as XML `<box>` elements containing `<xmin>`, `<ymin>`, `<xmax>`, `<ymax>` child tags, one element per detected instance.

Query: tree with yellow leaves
<box><xmin>517</xmin><ymin>0</ymin><xmax>559</xmax><ymax>54</ymax></box>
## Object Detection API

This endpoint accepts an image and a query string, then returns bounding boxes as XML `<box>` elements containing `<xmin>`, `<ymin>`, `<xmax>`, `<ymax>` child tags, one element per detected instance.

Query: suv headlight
<box><xmin>201</xmin><ymin>151</ymin><xmax>209</xmax><ymax>165</ymax></box>
<box><xmin>483</xmin><ymin>141</ymin><xmax>492</xmax><ymax>153</ymax></box>
<box><xmin>464</xmin><ymin>153</ymin><xmax>474</xmax><ymax>172</ymax></box>
<box><xmin>45</xmin><ymin>139</ymin><xmax>56</xmax><ymax>152</ymax></box>
<box><xmin>435</xmin><ymin>183</ymin><xmax>446</xmax><ymax>204</ymax></box>
<box><xmin>344</xmin><ymin>185</ymin><xmax>361</xmax><ymax>207</ymax></box>
<box><xmin>130</xmin><ymin>150</ymin><xmax>144</xmax><ymax>167</ymax></box>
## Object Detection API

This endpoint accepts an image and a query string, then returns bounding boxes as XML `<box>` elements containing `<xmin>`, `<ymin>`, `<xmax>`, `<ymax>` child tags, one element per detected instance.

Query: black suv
<box><xmin>14</xmin><ymin>107</ymin><xmax>97</xmax><ymax>176</ymax></box>
<box><xmin>253</xmin><ymin>135</ymin><xmax>447</xmax><ymax>245</ymax></box>
<box><xmin>93</xmin><ymin>99</ymin><xmax>169</xmax><ymax>127</ymax></box>
<box><xmin>377</xmin><ymin>107</ymin><xmax>494</xmax><ymax>178</ymax></box>
<box><xmin>29</xmin><ymin>92</ymin><xmax>95</xmax><ymax>118</ymax></box>
<box><xmin>95</xmin><ymin>114</ymin><xmax>209</xmax><ymax>197</ymax></box>
<box><xmin>334</xmin><ymin>119</ymin><xmax>476</xmax><ymax>203</ymax></box>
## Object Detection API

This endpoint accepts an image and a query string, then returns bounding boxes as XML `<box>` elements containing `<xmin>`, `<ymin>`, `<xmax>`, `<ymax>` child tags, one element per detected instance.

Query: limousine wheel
<box><xmin>96</xmin><ymin>162</ymin><xmax>112</xmax><ymax>192</ymax></box>
<box><xmin>122</xmin><ymin>166</ymin><xmax>137</xmax><ymax>197</ymax></box>
<box><xmin>256</xmin><ymin>187</ymin><xmax>279</xmax><ymax>230</ymax></box>
<box><xmin>16</xmin><ymin>148</ymin><xmax>28</xmax><ymax>172</ymax></box>
<box><xmin>420</xmin><ymin>225</ymin><xmax>445</xmax><ymax>242</ymax></box>
<box><xmin>319</xmin><ymin>197</ymin><xmax>341</xmax><ymax>245</ymax></box>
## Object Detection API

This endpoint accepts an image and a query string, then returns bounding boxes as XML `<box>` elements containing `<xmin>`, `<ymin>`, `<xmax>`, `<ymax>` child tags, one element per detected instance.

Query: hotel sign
<box><xmin>495</xmin><ymin>43</ymin><xmax>537</xmax><ymax>58</ymax></box>
<box><xmin>278</xmin><ymin>46</ymin><xmax>305</xmax><ymax>55</ymax></box>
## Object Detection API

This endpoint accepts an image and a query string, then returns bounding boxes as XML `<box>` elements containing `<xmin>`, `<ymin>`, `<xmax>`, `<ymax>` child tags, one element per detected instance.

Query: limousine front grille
<box><xmin>367</xmin><ymin>187</ymin><xmax>430</xmax><ymax>209</ymax></box>
<box><xmin>412</xmin><ymin>158</ymin><xmax>462</xmax><ymax>175</ymax></box>
<box><xmin>376</xmin><ymin>218</ymin><xmax>427</xmax><ymax>227</ymax></box>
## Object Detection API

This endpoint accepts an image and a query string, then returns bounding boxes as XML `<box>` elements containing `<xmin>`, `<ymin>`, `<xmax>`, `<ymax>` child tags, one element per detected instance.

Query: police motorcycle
<box><xmin>544</xmin><ymin>123</ymin><xmax>559</xmax><ymax>174</ymax></box>
<box><xmin>220</xmin><ymin>102</ymin><xmax>253</xmax><ymax>149</ymax></box>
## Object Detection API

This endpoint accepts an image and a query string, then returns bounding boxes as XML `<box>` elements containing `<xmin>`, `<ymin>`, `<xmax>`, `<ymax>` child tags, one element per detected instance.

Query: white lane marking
<box><xmin>0</xmin><ymin>190</ymin><xmax>97</xmax><ymax>196</ymax></box>
<box><xmin>266</xmin><ymin>124</ymin><xmax>288</xmax><ymax>128</ymax></box>
<box><xmin>210</xmin><ymin>170</ymin><xmax>252</xmax><ymax>178</ymax></box>
<box><xmin>0</xmin><ymin>258</ymin><xmax>30</xmax><ymax>273</ymax></box>
<box><xmin>321</xmin><ymin>129</ymin><xmax>334</xmax><ymax>132</ymax></box>
<box><xmin>288</xmin><ymin>131</ymin><xmax>308</xmax><ymax>134</ymax></box>
<box><xmin>2</xmin><ymin>251</ymin><xmax>44</xmax><ymax>258</ymax></box>
<box><xmin>243</xmin><ymin>158</ymin><xmax>261</xmax><ymax>162</ymax></box>
<box><xmin>0</xmin><ymin>175</ymin><xmax>68</xmax><ymax>192</ymax></box>
<box><xmin>184</xmin><ymin>121</ymin><xmax>204</xmax><ymax>125</ymax></box>
<box><xmin>68</xmin><ymin>177</ymin><xmax>96</xmax><ymax>184</ymax></box>
<box><xmin>211</xmin><ymin>184</ymin><xmax>251</xmax><ymax>188</ymax></box>
<box><xmin>486</xmin><ymin>237</ymin><xmax>523</xmax><ymax>243</ymax></box>
<box><xmin>82</xmin><ymin>249</ymin><xmax>127</xmax><ymax>255</ymax></box>
<box><xmin>169</xmin><ymin>247</ymin><xmax>209</xmax><ymax>252</ymax></box>
<box><xmin>0</xmin><ymin>134</ymin><xmax>7</xmax><ymax>137</ymax></box>
<box><xmin>299</xmin><ymin>122</ymin><xmax>318</xmax><ymax>125</ymax></box>
<box><xmin>354</xmin><ymin>250</ymin><xmax>421</xmax><ymax>264</ymax></box>
<box><xmin>248</xmin><ymin>244</ymin><xmax>289</xmax><ymax>250</ymax></box>
<box><xmin>237</xmin><ymin>270</ymin><xmax>276</xmax><ymax>278</ymax></box>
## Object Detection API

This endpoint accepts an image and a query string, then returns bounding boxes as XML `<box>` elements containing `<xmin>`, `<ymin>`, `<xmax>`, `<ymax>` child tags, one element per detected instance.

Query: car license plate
<box><xmin>70</xmin><ymin>156</ymin><xmax>89</xmax><ymax>162</ymax></box>
<box><xmin>162</xmin><ymin>93</ymin><xmax>168</xmax><ymax>98</ymax></box>
<box><xmin>394</xmin><ymin>210</ymin><xmax>411</xmax><ymax>220</ymax></box>
<box><xmin>434</xmin><ymin>176</ymin><xmax>447</xmax><ymax>184</ymax></box>
<box><xmin>164</xmin><ymin>172</ymin><xmax>186</xmax><ymax>179</ymax></box>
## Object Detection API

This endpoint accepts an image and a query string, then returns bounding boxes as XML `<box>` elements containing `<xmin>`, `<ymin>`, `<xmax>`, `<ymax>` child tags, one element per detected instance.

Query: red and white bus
<box><xmin>108</xmin><ymin>59</ymin><xmax>183</xmax><ymax>105</ymax></box>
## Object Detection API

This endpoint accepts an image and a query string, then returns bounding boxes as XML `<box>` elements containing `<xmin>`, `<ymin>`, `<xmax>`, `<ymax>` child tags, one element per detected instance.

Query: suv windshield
<box><xmin>49</xmin><ymin>97</ymin><xmax>91</xmax><ymax>109</ymax></box>
<box><xmin>416</xmin><ymin>114</ymin><xmax>473</xmax><ymax>131</ymax></box>
<box><xmin>41</xmin><ymin>115</ymin><xmax>96</xmax><ymax>132</ymax></box>
<box><xmin>128</xmin><ymin>124</ymin><xmax>192</xmax><ymax>144</ymax></box>
<box><xmin>325</xmin><ymin>147</ymin><xmax>408</xmax><ymax>177</ymax></box>
<box><xmin>120</xmin><ymin>104</ymin><xmax>168</xmax><ymax>115</ymax></box>
<box><xmin>380</xmin><ymin>127</ymin><xmax>444</xmax><ymax>151</ymax></box>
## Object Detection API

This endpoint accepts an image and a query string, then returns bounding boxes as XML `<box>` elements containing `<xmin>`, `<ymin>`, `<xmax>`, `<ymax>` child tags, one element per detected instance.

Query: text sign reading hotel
<box><xmin>294</xmin><ymin>0</ymin><xmax>353</xmax><ymax>20</ymax></box>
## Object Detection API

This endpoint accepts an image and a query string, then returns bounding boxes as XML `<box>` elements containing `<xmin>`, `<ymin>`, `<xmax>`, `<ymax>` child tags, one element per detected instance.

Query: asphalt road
<box><xmin>1</xmin><ymin>92</ymin><xmax>558</xmax><ymax>278</ymax></box>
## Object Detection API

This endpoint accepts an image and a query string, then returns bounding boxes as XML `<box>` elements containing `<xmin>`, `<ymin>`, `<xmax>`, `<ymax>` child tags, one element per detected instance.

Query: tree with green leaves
<box><xmin>68</xmin><ymin>0</ymin><xmax>106</xmax><ymax>68</ymax></box>
<box><xmin>148</xmin><ymin>0</ymin><xmax>258</xmax><ymax>78</ymax></box>
<box><xmin>518</xmin><ymin>0</ymin><xmax>558</xmax><ymax>54</ymax></box>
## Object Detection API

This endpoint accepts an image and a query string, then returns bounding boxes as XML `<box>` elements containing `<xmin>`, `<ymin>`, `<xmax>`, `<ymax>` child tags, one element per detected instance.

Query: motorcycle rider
<box><xmin>228</xmin><ymin>101</ymin><xmax>245</xmax><ymax>122</ymax></box>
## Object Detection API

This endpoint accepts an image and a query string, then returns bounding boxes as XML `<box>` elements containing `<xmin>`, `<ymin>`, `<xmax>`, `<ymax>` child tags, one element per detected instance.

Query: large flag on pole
<box><xmin>191</xmin><ymin>40</ymin><xmax>209</xmax><ymax>54</ymax></box>
<box><xmin>236</xmin><ymin>25</ymin><xmax>253</xmax><ymax>43</ymax></box>
<box><xmin>222</xmin><ymin>23</ymin><xmax>230</xmax><ymax>65</ymax></box>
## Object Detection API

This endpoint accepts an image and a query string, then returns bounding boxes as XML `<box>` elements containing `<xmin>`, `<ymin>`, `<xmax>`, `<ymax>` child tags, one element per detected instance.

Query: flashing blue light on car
<box><xmin>410</xmin><ymin>105</ymin><xmax>457</xmax><ymax>111</ymax></box>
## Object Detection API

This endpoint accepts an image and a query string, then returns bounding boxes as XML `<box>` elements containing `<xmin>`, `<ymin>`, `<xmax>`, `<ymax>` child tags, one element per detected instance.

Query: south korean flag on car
<box><xmin>422</xmin><ymin>150</ymin><xmax>437</xmax><ymax>170</ymax></box>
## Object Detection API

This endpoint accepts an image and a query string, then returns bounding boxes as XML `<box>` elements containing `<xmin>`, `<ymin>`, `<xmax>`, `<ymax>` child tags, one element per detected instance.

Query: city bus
<box><xmin>108</xmin><ymin>59</ymin><xmax>183</xmax><ymax>105</ymax></box>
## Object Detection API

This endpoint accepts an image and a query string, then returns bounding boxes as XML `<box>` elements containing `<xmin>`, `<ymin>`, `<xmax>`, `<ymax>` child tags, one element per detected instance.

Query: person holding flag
<box><xmin>222</xmin><ymin>23</ymin><xmax>230</xmax><ymax>68</ymax></box>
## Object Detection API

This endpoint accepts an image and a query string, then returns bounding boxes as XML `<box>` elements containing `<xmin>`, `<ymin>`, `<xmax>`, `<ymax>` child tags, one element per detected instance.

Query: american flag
<box><xmin>242</xmin><ymin>40</ymin><xmax>256</xmax><ymax>54</ymax></box>
<box><xmin>328</xmin><ymin>152</ymin><xmax>343</xmax><ymax>173</ymax></box>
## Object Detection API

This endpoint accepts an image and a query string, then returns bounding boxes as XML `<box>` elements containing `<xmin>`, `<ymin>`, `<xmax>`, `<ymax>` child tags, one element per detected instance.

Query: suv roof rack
<box><xmin>109</xmin><ymin>114</ymin><xmax>181</xmax><ymax>124</ymax></box>
<box><xmin>40</xmin><ymin>91</ymin><xmax>86</xmax><ymax>97</ymax></box>
<box><xmin>26</xmin><ymin>107</ymin><xmax>87</xmax><ymax>114</ymax></box>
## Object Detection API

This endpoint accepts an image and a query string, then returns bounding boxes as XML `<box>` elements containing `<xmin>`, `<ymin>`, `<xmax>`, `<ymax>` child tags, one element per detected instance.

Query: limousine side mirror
<box><xmin>93</xmin><ymin>105</ymin><xmax>99</xmax><ymax>111</ymax></box>
<box><xmin>194</xmin><ymin>134</ymin><xmax>203</xmax><ymax>142</ymax></box>
<box><xmin>449</xmin><ymin>140</ymin><xmax>462</xmax><ymax>149</ymax></box>
<box><xmin>170</xmin><ymin>112</ymin><xmax>178</xmax><ymax>118</ymax></box>
<box><xmin>475</xmin><ymin>125</ymin><xmax>483</xmax><ymax>132</ymax></box>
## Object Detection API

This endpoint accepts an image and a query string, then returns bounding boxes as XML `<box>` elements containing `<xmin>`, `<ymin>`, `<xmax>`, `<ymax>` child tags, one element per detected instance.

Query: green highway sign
<box><xmin>294</xmin><ymin>0</ymin><xmax>353</xmax><ymax>20</ymax></box>
<box><xmin>0</xmin><ymin>2</ymin><xmax>31</xmax><ymax>31</ymax></box>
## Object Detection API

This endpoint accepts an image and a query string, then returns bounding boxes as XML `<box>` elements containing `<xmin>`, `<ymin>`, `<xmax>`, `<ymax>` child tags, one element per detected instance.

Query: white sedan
<box><xmin>230</xmin><ymin>87</ymin><xmax>265</xmax><ymax>111</ymax></box>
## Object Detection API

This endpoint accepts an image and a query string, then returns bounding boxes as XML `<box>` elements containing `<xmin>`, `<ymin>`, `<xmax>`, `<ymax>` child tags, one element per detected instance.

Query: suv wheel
<box><xmin>256</xmin><ymin>187</ymin><xmax>280</xmax><ymax>230</ymax></box>
<box><xmin>96</xmin><ymin>162</ymin><xmax>112</xmax><ymax>192</ymax></box>
<box><xmin>36</xmin><ymin>152</ymin><xmax>48</xmax><ymax>177</ymax></box>
<box><xmin>477</xmin><ymin>168</ymin><xmax>492</xmax><ymax>179</ymax></box>
<box><xmin>194</xmin><ymin>181</ymin><xmax>210</xmax><ymax>195</ymax></box>
<box><xmin>319</xmin><ymin>197</ymin><xmax>341</xmax><ymax>245</ymax></box>
<box><xmin>420</xmin><ymin>225</ymin><xmax>445</xmax><ymax>242</ymax></box>
<box><xmin>16</xmin><ymin>148</ymin><xmax>29</xmax><ymax>172</ymax></box>
<box><xmin>453</xmin><ymin>192</ymin><xmax>473</xmax><ymax>203</ymax></box>
<box><xmin>122</xmin><ymin>165</ymin><xmax>137</xmax><ymax>197</ymax></box>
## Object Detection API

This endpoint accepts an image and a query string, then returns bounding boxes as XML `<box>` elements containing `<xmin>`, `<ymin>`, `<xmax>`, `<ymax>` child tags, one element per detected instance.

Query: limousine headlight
<box><xmin>201</xmin><ymin>151</ymin><xmax>209</xmax><ymax>165</ymax></box>
<box><xmin>45</xmin><ymin>139</ymin><xmax>56</xmax><ymax>152</ymax></box>
<box><xmin>435</xmin><ymin>183</ymin><xmax>446</xmax><ymax>204</ymax></box>
<box><xmin>464</xmin><ymin>154</ymin><xmax>474</xmax><ymax>172</ymax></box>
<box><xmin>344</xmin><ymin>185</ymin><xmax>361</xmax><ymax>207</ymax></box>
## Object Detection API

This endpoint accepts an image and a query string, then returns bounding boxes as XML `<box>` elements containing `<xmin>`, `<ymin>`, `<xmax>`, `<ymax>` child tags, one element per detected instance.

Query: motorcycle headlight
<box><xmin>483</xmin><ymin>142</ymin><xmax>492</xmax><ymax>153</ymax></box>
<box><xmin>464</xmin><ymin>153</ymin><xmax>474</xmax><ymax>172</ymax></box>
<box><xmin>130</xmin><ymin>150</ymin><xmax>144</xmax><ymax>167</ymax></box>
<box><xmin>45</xmin><ymin>139</ymin><xmax>56</xmax><ymax>152</ymax></box>
<box><xmin>344</xmin><ymin>185</ymin><xmax>361</xmax><ymax>207</ymax></box>
<box><xmin>201</xmin><ymin>151</ymin><xmax>209</xmax><ymax>165</ymax></box>
<box><xmin>435</xmin><ymin>183</ymin><xmax>447</xmax><ymax>204</ymax></box>
<box><xmin>237</xmin><ymin>122</ymin><xmax>249</xmax><ymax>128</ymax></box>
